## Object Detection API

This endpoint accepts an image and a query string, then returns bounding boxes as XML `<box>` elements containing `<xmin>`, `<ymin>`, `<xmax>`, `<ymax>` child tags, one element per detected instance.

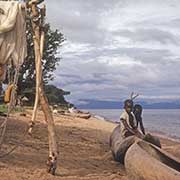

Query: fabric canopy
<box><xmin>0</xmin><ymin>1</ymin><xmax>27</xmax><ymax>68</ymax></box>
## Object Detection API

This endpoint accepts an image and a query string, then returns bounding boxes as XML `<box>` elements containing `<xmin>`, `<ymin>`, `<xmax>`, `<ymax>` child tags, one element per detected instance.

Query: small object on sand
<box><xmin>53</xmin><ymin>109</ymin><xmax>58</xmax><ymax>114</ymax></box>
<box><xmin>75</xmin><ymin>113</ymin><xmax>91</xmax><ymax>119</ymax></box>
<box><xmin>20</xmin><ymin>113</ymin><xmax>26</xmax><ymax>117</ymax></box>
<box><xmin>67</xmin><ymin>107</ymin><xmax>91</xmax><ymax>119</ymax></box>
<box><xmin>68</xmin><ymin>106</ymin><xmax>78</xmax><ymax>113</ymax></box>
<box><xmin>0</xmin><ymin>111</ymin><xmax>7</xmax><ymax>117</ymax></box>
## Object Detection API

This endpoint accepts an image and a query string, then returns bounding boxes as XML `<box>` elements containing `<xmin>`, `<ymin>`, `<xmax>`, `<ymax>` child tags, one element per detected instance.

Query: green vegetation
<box><xmin>45</xmin><ymin>85</ymin><xmax>70</xmax><ymax>106</ymax></box>
<box><xmin>0</xmin><ymin>104</ymin><xmax>8</xmax><ymax>113</ymax></box>
<box><xmin>0</xmin><ymin>104</ymin><xmax>23</xmax><ymax>113</ymax></box>
<box><xmin>19</xmin><ymin>17</ymin><xmax>69</xmax><ymax>106</ymax></box>
<box><xmin>18</xmin><ymin>22</ymin><xmax>65</xmax><ymax>89</ymax></box>
<box><xmin>21</xmin><ymin>85</ymin><xmax>71</xmax><ymax>107</ymax></box>
<box><xmin>1</xmin><ymin>1</ymin><xmax>70</xmax><ymax>108</ymax></box>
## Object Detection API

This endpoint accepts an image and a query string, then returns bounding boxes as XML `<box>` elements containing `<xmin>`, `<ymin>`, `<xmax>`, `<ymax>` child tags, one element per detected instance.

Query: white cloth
<box><xmin>68</xmin><ymin>107</ymin><xmax>79</xmax><ymax>113</ymax></box>
<box><xmin>0</xmin><ymin>1</ymin><xmax>27</xmax><ymax>67</ymax></box>
<box><xmin>120</xmin><ymin>110</ymin><xmax>137</xmax><ymax>137</ymax></box>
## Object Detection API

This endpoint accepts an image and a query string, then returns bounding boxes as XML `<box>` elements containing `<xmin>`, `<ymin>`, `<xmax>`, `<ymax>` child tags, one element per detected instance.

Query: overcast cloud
<box><xmin>46</xmin><ymin>0</ymin><xmax>180</xmax><ymax>105</ymax></box>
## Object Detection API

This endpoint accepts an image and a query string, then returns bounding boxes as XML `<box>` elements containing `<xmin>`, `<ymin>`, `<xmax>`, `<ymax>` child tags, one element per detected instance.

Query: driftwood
<box><xmin>109</xmin><ymin>125</ymin><xmax>161</xmax><ymax>163</ymax></box>
<box><xmin>125</xmin><ymin>141</ymin><xmax>180</xmax><ymax>180</ymax></box>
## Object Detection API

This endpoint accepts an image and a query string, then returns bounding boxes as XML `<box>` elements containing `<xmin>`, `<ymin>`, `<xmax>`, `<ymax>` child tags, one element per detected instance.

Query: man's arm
<box><xmin>120</xmin><ymin>118</ymin><xmax>136</xmax><ymax>135</ymax></box>
<box><xmin>139</xmin><ymin>118</ymin><xmax>145</xmax><ymax>135</ymax></box>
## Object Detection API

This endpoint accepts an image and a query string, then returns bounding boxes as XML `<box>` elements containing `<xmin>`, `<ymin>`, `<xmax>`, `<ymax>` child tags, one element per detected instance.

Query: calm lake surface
<box><xmin>85</xmin><ymin>109</ymin><xmax>180</xmax><ymax>140</ymax></box>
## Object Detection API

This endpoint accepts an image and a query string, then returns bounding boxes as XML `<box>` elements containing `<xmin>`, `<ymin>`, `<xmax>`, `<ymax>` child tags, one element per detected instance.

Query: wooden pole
<box><xmin>28</xmin><ymin>2</ymin><xmax>41</xmax><ymax>134</ymax></box>
<box><xmin>28</xmin><ymin>1</ymin><xmax>58</xmax><ymax>175</ymax></box>
<box><xmin>28</xmin><ymin>5</ymin><xmax>45</xmax><ymax>135</ymax></box>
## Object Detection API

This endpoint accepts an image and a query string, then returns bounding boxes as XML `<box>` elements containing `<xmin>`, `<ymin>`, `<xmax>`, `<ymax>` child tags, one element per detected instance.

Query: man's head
<box><xmin>124</xmin><ymin>99</ymin><xmax>133</xmax><ymax>113</ymax></box>
<box><xmin>133</xmin><ymin>104</ymin><xmax>142</xmax><ymax>116</ymax></box>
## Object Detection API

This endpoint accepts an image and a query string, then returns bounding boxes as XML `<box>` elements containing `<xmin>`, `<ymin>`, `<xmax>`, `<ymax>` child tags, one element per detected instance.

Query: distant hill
<box><xmin>77</xmin><ymin>99</ymin><xmax>180</xmax><ymax>109</ymax></box>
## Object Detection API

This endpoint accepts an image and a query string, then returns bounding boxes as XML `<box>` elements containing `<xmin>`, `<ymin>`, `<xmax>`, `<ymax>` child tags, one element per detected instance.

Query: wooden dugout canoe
<box><xmin>109</xmin><ymin>125</ymin><xmax>161</xmax><ymax>164</ymax></box>
<box><xmin>125</xmin><ymin>140</ymin><xmax>180</xmax><ymax>180</ymax></box>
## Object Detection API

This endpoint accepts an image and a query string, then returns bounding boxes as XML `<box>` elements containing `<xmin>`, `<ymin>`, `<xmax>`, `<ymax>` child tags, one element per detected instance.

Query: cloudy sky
<box><xmin>46</xmin><ymin>0</ymin><xmax>180</xmax><ymax>105</ymax></box>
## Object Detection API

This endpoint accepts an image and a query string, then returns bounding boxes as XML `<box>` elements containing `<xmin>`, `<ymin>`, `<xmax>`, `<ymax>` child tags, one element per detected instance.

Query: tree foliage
<box><xmin>45</xmin><ymin>85</ymin><xmax>70</xmax><ymax>105</ymax></box>
<box><xmin>17</xmin><ymin>18</ymin><xmax>66</xmax><ymax>103</ymax></box>
<box><xmin>18</xmin><ymin>19</ymin><xmax>65</xmax><ymax>89</ymax></box>
<box><xmin>2</xmin><ymin>0</ymin><xmax>68</xmax><ymax>106</ymax></box>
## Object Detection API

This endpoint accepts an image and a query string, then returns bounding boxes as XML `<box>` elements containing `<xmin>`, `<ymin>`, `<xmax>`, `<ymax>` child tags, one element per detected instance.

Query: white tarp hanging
<box><xmin>0</xmin><ymin>1</ymin><xmax>27</xmax><ymax>68</ymax></box>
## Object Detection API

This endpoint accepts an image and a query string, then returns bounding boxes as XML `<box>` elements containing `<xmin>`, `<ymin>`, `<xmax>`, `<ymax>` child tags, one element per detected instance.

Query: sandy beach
<box><xmin>0</xmin><ymin>111</ymin><xmax>179</xmax><ymax>180</ymax></box>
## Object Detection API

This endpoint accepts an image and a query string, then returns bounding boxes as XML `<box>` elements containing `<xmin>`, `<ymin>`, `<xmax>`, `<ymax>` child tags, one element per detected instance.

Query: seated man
<box><xmin>133</xmin><ymin>104</ymin><xmax>145</xmax><ymax>135</ymax></box>
<box><xmin>120</xmin><ymin>99</ymin><xmax>143</xmax><ymax>139</ymax></box>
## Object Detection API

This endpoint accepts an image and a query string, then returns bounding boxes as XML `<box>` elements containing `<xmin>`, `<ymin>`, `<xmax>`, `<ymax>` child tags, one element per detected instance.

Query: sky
<box><xmin>46</xmin><ymin>0</ymin><xmax>180</xmax><ymax>105</ymax></box>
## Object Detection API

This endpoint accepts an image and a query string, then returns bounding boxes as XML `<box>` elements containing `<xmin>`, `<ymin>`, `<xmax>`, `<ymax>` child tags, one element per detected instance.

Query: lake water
<box><xmin>85</xmin><ymin>109</ymin><xmax>180</xmax><ymax>140</ymax></box>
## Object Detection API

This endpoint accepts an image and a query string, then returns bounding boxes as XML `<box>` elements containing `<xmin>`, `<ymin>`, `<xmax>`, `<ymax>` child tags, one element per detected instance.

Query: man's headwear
<box><xmin>124</xmin><ymin>99</ymin><xmax>133</xmax><ymax>108</ymax></box>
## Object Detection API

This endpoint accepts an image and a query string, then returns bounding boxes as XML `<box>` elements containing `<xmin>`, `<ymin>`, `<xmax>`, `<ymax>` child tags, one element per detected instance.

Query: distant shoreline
<box><xmin>90</xmin><ymin>110</ymin><xmax>180</xmax><ymax>143</ymax></box>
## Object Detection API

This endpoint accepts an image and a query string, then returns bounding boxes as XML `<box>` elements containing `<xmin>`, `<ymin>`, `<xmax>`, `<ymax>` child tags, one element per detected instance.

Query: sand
<box><xmin>0</xmin><ymin>111</ymin><xmax>179</xmax><ymax>180</ymax></box>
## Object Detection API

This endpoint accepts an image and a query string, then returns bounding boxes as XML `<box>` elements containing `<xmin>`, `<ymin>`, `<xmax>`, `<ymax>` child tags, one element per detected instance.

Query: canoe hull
<box><xmin>125</xmin><ymin>141</ymin><xmax>180</xmax><ymax>180</ymax></box>
<box><xmin>109</xmin><ymin>125</ymin><xmax>161</xmax><ymax>163</ymax></box>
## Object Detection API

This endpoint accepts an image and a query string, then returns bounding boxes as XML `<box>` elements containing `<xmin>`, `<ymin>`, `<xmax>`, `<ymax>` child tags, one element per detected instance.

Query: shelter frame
<box><xmin>0</xmin><ymin>0</ymin><xmax>58</xmax><ymax>174</ymax></box>
<box><xmin>27</xmin><ymin>0</ymin><xmax>58</xmax><ymax>175</ymax></box>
